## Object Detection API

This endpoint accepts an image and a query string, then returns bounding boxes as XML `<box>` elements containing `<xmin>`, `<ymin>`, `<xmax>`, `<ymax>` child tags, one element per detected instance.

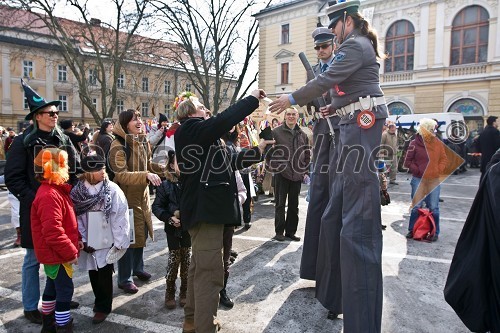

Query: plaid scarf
<box><xmin>70</xmin><ymin>178</ymin><xmax>112</xmax><ymax>222</ymax></box>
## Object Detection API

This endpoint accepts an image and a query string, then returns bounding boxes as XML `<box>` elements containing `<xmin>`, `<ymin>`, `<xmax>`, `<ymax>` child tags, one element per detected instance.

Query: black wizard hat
<box><xmin>21</xmin><ymin>78</ymin><xmax>60</xmax><ymax>121</ymax></box>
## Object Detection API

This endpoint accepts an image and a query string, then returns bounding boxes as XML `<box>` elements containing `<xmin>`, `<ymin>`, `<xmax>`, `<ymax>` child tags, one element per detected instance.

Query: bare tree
<box><xmin>4</xmin><ymin>0</ymin><xmax>156</xmax><ymax>124</ymax></box>
<box><xmin>151</xmin><ymin>0</ymin><xmax>271</xmax><ymax>114</ymax></box>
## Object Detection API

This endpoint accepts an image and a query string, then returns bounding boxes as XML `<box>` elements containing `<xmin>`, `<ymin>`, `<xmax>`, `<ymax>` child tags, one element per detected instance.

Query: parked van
<box><xmin>387</xmin><ymin>112</ymin><xmax>466</xmax><ymax>141</ymax></box>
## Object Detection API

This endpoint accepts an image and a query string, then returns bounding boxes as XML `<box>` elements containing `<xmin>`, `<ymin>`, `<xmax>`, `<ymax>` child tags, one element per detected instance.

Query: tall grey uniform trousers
<box><xmin>300</xmin><ymin>60</ymin><xmax>340</xmax><ymax>281</ymax></box>
<box><xmin>292</xmin><ymin>29</ymin><xmax>386</xmax><ymax>333</ymax></box>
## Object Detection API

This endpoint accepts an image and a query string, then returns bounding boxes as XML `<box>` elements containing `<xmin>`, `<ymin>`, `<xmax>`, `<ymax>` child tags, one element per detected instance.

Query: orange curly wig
<box><xmin>34</xmin><ymin>148</ymin><xmax>69</xmax><ymax>185</ymax></box>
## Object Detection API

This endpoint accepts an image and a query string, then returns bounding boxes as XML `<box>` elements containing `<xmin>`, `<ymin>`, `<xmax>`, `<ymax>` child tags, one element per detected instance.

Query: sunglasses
<box><xmin>314</xmin><ymin>43</ymin><xmax>332</xmax><ymax>50</ymax></box>
<box><xmin>39</xmin><ymin>111</ymin><xmax>59</xmax><ymax>117</ymax></box>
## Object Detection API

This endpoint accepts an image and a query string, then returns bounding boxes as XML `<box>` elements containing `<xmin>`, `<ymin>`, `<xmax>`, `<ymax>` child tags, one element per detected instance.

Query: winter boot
<box><xmin>179</xmin><ymin>247</ymin><xmax>191</xmax><ymax>307</ymax></box>
<box><xmin>55</xmin><ymin>319</ymin><xmax>73</xmax><ymax>333</ymax></box>
<box><xmin>219</xmin><ymin>275</ymin><xmax>234</xmax><ymax>309</ymax></box>
<box><xmin>41</xmin><ymin>312</ymin><xmax>56</xmax><ymax>333</ymax></box>
<box><xmin>14</xmin><ymin>227</ymin><xmax>21</xmax><ymax>247</ymax></box>
<box><xmin>165</xmin><ymin>249</ymin><xmax>181</xmax><ymax>309</ymax></box>
<box><xmin>165</xmin><ymin>281</ymin><xmax>176</xmax><ymax>309</ymax></box>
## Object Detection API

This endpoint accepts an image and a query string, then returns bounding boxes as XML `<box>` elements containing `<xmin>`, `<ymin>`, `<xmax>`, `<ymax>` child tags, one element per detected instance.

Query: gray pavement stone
<box><xmin>0</xmin><ymin>169</ymin><xmax>479</xmax><ymax>332</ymax></box>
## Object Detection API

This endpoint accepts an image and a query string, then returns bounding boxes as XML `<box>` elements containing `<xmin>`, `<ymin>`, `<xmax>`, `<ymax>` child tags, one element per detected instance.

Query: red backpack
<box><xmin>413</xmin><ymin>208</ymin><xmax>436</xmax><ymax>242</ymax></box>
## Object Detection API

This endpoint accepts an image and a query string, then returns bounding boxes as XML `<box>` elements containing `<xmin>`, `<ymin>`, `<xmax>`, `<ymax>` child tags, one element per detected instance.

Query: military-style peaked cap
<box><xmin>326</xmin><ymin>0</ymin><xmax>361</xmax><ymax>29</ymax></box>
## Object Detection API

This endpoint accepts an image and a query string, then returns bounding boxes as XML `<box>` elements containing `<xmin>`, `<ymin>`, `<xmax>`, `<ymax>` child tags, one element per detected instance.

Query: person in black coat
<box><xmin>95</xmin><ymin>121</ymin><xmax>114</xmax><ymax>157</ymax></box>
<box><xmin>444</xmin><ymin>148</ymin><xmax>500</xmax><ymax>333</ymax></box>
<box><xmin>174</xmin><ymin>89</ymin><xmax>271</xmax><ymax>333</ymax></box>
<box><xmin>5</xmin><ymin>79</ymin><xmax>80</xmax><ymax>324</ymax></box>
<box><xmin>152</xmin><ymin>150</ymin><xmax>191</xmax><ymax>310</ymax></box>
<box><xmin>60</xmin><ymin>119</ymin><xmax>90</xmax><ymax>155</ymax></box>
<box><xmin>477</xmin><ymin>115</ymin><xmax>500</xmax><ymax>181</ymax></box>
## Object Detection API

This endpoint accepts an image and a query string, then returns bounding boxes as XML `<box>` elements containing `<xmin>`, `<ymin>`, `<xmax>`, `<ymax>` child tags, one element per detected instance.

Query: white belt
<box><xmin>335</xmin><ymin>96</ymin><xmax>386</xmax><ymax>118</ymax></box>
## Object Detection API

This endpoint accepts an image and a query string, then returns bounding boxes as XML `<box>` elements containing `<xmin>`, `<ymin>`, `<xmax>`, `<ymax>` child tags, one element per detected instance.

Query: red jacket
<box><xmin>404</xmin><ymin>134</ymin><xmax>447</xmax><ymax>179</ymax></box>
<box><xmin>31</xmin><ymin>182</ymin><xmax>79</xmax><ymax>264</ymax></box>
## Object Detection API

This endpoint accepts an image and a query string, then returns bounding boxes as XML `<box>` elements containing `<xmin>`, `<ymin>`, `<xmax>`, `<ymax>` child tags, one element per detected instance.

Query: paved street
<box><xmin>0</xmin><ymin>169</ymin><xmax>478</xmax><ymax>333</ymax></box>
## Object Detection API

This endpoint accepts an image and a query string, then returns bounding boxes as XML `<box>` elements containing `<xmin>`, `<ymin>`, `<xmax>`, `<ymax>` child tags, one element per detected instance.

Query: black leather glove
<box><xmin>83</xmin><ymin>242</ymin><xmax>95</xmax><ymax>253</ymax></box>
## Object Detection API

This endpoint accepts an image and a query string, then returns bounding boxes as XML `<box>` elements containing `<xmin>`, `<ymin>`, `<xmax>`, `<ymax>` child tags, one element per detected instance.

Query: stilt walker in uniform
<box><xmin>269</xmin><ymin>1</ymin><xmax>387</xmax><ymax>331</ymax></box>
<box><xmin>300</xmin><ymin>27</ymin><xmax>340</xmax><ymax>281</ymax></box>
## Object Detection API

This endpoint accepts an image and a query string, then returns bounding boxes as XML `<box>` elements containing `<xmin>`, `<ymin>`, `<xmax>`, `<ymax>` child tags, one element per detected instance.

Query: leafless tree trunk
<box><xmin>151</xmin><ymin>0</ymin><xmax>271</xmax><ymax>114</ymax></box>
<box><xmin>4</xmin><ymin>0</ymin><xmax>156</xmax><ymax>125</ymax></box>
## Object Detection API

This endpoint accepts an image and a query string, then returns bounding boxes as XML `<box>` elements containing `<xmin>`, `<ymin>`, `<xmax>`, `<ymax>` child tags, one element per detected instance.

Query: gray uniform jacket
<box><xmin>308</xmin><ymin>60</ymin><xmax>340</xmax><ymax>129</ymax></box>
<box><xmin>293</xmin><ymin>29</ymin><xmax>387</xmax><ymax>123</ymax></box>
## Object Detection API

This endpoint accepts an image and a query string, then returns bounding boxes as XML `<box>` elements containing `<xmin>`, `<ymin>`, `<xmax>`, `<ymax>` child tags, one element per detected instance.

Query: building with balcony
<box><xmin>254</xmin><ymin>0</ymin><xmax>500</xmax><ymax>132</ymax></box>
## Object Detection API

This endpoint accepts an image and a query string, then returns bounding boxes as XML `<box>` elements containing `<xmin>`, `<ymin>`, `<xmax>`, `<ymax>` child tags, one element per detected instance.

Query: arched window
<box><xmin>384</xmin><ymin>20</ymin><xmax>415</xmax><ymax>73</ymax></box>
<box><xmin>448</xmin><ymin>98</ymin><xmax>484</xmax><ymax>117</ymax></box>
<box><xmin>388</xmin><ymin>102</ymin><xmax>412</xmax><ymax>115</ymax></box>
<box><xmin>450</xmin><ymin>6</ymin><xmax>489</xmax><ymax>65</ymax></box>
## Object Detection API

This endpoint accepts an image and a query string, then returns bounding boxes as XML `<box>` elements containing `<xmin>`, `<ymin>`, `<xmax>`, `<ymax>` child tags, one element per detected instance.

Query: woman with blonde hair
<box><xmin>404</xmin><ymin>118</ymin><xmax>448</xmax><ymax>241</ymax></box>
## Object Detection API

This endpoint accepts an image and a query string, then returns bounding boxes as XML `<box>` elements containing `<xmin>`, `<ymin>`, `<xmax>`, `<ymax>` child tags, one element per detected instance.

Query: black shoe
<box><xmin>24</xmin><ymin>310</ymin><xmax>42</xmax><ymax>324</ymax></box>
<box><xmin>219</xmin><ymin>289</ymin><xmax>234</xmax><ymax>309</ymax></box>
<box><xmin>327</xmin><ymin>311</ymin><xmax>338</xmax><ymax>320</ymax></box>
<box><xmin>432</xmin><ymin>235</ymin><xmax>439</xmax><ymax>242</ymax></box>
<box><xmin>381</xmin><ymin>224</ymin><xmax>387</xmax><ymax>230</ymax></box>
<box><xmin>389</xmin><ymin>181</ymin><xmax>399</xmax><ymax>185</ymax></box>
<box><xmin>405</xmin><ymin>231</ymin><xmax>413</xmax><ymax>239</ymax></box>
<box><xmin>285</xmin><ymin>234</ymin><xmax>301</xmax><ymax>241</ymax></box>
<box><xmin>439</xmin><ymin>198</ymin><xmax>444</xmax><ymax>202</ymax></box>
<box><xmin>230</xmin><ymin>250</ymin><xmax>238</xmax><ymax>258</ymax></box>
<box><xmin>70</xmin><ymin>300</ymin><xmax>79</xmax><ymax>309</ymax></box>
<box><xmin>244</xmin><ymin>223</ymin><xmax>251</xmax><ymax>230</ymax></box>
<box><xmin>273</xmin><ymin>234</ymin><xmax>285</xmax><ymax>242</ymax></box>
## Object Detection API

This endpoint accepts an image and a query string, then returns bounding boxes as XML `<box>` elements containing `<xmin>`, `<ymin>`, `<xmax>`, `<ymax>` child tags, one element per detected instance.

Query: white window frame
<box><xmin>58</xmin><ymin>95</ymin><xmax>68</xmax><ymax>112</ymax></box>
<box><xmin>58</xmin><ymin>65</ymin><xmax>67</xmax><ymax>82</ymax></box>
<box><xmin>116</xmin><ymin>99</ymin><xmax>124</xmax><ymax>114</ymax></box>
<box><xmin>165</xmin><ymin>80</ymin><xmax>171</xmax><ymax>94</ymax></box>
<box><xmin>23</xmin><ymin>94</ymin><xmax>29</xmax><ymax>110</ymax></box>
<box><xmin>89</xmin><ymin>69</ymin><xmax>97</xmax><ymax>85</ymax></box>
<box><xmin>281</xmin><ymin>23</ymin><xmax>290</xmax><ymax>44</ymax></box>
<box><xmin>117</xmin><ymin>73</ymin><xmax>125</xmax><ymax>89</ymax></box>
<box><xmin>142</xmin><ymin>77</ymin><xmax>149</xmax><ymax>92</ymax></box>
<box><xmin>92</xmin><ymin>98</ymin><xmax>98</xmax><ymax>112</ymax></box>
<box><xmin>23</xmin><ymin>60</ymin><xmax>34</xmax><ymax>78</ymax></box>
<box><xmin>141</xmin><ymin>102</ymin><xmax>149</xmax><ymax>117</ymax></box>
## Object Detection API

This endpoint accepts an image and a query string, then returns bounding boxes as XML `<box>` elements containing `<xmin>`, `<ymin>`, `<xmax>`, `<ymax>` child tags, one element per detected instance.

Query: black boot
<box><xmin>55</xmin><ymin>318</ymin><xmax>73</xmax><ymax>333</ymax></box>
<box><xmin>41</xmin><ymin>313</ymin><xmax>56</xmax><ymax>333</ymax></box>
<box><xmin>219</xmin><ymin>275</ymin><xmax>234</xmax><ymax>309</ymax></box>
<box><xmin>219</xmin><ymin>289</ymin><xmax>234</xmax><ymax>309</ymax></box>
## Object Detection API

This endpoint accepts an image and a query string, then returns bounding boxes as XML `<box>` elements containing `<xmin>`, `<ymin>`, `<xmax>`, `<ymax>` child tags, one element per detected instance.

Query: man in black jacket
<box><xmin>5</xmin><ymin>79</ymin><xmax>79</xmax><ymax>325</ymax></box>
<box><xmin>477</xmin><ymin>115</ymin><xmax>500</xmax><ymax>181</ymax></box>
<box><xmin>175</xmin><ymin>90</ymin><xmax>270</xmax><ymax>333</ymax></box>
<box><xmin>59</xmin><ymin>119</ymin><xmax>90</xmax><ymax>155</ymax></box>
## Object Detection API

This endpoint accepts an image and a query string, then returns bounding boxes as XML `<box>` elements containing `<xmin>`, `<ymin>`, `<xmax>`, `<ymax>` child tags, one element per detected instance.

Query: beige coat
<box><xmin>109</xmin><ymin>122</ymin><xmax>165</xmax><ymax>248</ymax></box>
<box><xmin>380</xmin><ymin>130</ymin><xmax>398</xmax><ymax>158</ymax></box>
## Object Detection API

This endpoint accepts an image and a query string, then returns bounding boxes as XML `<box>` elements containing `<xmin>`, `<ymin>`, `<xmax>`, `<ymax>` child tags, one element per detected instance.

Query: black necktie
<box><xmin>321</xmin><ymin>63</ymin><xmax>328</xmax><ymax>73</ymax></box>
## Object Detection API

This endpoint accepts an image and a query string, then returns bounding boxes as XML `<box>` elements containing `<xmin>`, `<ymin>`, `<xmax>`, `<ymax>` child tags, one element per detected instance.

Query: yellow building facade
<box><xmin>0</xmin><ymin>13</ymin><xmax>235</xmax><ymax>130</ymax></box>
<box><xmin>255</xmin><ymin>0</ymin><xmax>500</xmax><ymax>132</ymax></box>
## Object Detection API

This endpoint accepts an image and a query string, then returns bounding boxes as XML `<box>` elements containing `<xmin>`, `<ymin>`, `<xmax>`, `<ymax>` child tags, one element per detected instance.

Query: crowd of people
<box><xmin>1</xmin><ymin>1</ymin><xmax>499</xmax><ymax>333</ymax></box>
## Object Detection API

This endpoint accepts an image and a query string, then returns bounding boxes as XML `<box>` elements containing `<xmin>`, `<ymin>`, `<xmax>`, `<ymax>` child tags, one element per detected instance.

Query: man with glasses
<box><xmin>268</xmin><ymin>107</ymin><xmax>311</xmax><ymax>242</ymax></box>
<box><xmin>301</xmin><ymin>26</ymin><xmax>341</xmax><ymax>284</ymax></box>
<box><xmin>5</xmin><ymin>79</ymin><xmax>79</xmax><ymax>325</ymax></box>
